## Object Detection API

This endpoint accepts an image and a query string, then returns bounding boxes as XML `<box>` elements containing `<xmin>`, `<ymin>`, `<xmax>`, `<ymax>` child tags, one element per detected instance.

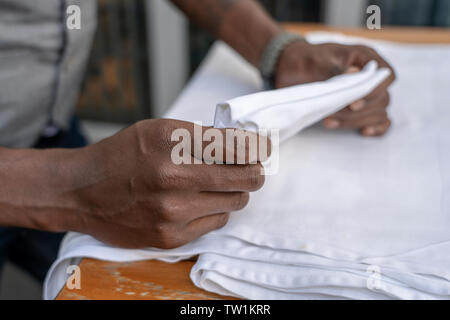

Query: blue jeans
<box><xmin>0</xmin><ymin>117</ymin><xmax>88</xmax><ymax>283</ymax></box>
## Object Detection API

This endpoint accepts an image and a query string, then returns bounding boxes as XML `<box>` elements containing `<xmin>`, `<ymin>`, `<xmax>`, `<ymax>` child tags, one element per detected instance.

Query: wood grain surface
<box><xmin>57</xmin><ymin>258</ymin><xmax>237</xmax><ymax>300</ymax></box>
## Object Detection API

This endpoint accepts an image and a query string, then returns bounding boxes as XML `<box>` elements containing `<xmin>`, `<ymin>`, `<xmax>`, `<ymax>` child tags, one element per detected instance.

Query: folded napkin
<box><xmin>44</xmin><ymin>34</ymin><xmax>450</xmax><ymax>300</ymax></box>
<box><xmin>214</xmin><ymin>61</ymin><xmax>390</xmax><ymax>142</ymax></box>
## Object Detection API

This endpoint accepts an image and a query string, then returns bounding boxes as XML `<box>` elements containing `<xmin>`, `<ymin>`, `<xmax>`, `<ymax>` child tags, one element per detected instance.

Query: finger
<box><xmin>349</xmin><ymin>99</ymin><xmax>365</xmax><ymax>112</ymax></box>
<box><xmin>339</xmin><ymin>111</ymin><xmax>387</xmax><ymax>130</ymax></box>
<box><xmin>183</xmin><ymin>212</ymin><xmax>230</xmax><ymax>242</ymax></box>
<box><xmin>325</xmin><ymin>109</ymin><xmax>387</xmax><ymax>130</ymax></box>
<box><xmin>159</xmin><ymin>192</ymin><xmax>249</xmax><ymax>223</ymax></box>
<box><xmin>332</xmin><ymin>91</ymin><xmax>390</xmax><ymax>119</ymax></box>
<box><xmin>155</xmin><ymin>156</ymin><xmax>265</xmax><ymax>193</ymax></box>
<box><xmin>344</xmin><ymin>62</ymin><xmax>391</xmax><ymax>112</ymax></box>
<box><xmin>361</xmin><ymin>119</ymin><xmax>391</xmax><ymax>137</ymax></box>
<box><xmin>185</xmin><ymin>161</ymin><xmax>265</xmax><ymax>192</ymax></box>
<box><xmin>166</xmin><ymin>120</ymin><xmax>272</xmax><ymax>164</ymax></box>
<box><xmin>346</xmin><ymin>45</ymin><xmax>396</xmax><ymax>89</ymax></box>
<box><xmin>348</xmin><ymin>45</ymin><xmax>392</xmax><ymax>72</ymax></box>
<box><xmin>324</xmin><ymin>106</ymin><xmax>387</xmax><ymax>130</ymax></box>
<box><xmin>194</xmin><ymin>191</ymin><xmax>249</xmax><ymax>217</ymax></box>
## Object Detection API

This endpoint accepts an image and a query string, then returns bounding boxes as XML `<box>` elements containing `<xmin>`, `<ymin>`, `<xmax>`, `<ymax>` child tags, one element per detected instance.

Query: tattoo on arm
<box><xmin>170</xmin><ymin>0</ymin><xmax>238</xmax><ymax>36</ymax></box>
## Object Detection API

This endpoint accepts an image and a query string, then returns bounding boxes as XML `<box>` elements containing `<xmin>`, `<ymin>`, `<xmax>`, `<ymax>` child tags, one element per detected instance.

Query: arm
<box><xmin>0</xmin><ymin>147</ymin><xmax>79</xmax><ymax>231</ymax></box>
<box><xmin>170</xmin><ymin>0</ymin><xmax>282</xmax><ymax>68</ymax></box>
<box><xmin>0</xmin><ymin>120</ymin><xmax>269</xmax><ymax>248</ymax></box>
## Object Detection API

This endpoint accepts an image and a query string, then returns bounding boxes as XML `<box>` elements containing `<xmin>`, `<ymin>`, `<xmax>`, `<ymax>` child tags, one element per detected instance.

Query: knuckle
<box><xmin>134</xmin><ymin>119</ymin><xmax>153</xmax><ymax>132</ymax></box>
<box><xmin>239</xmin><ymin>192</ymin><xmax>250</xmax><ymax>209</ymax></box>
<box><xmin>153</xmin><ymin>163</ymin><xmax>176</xmax><ymax>190</ymax></box>
<box><xmin>153</xmin><ymin>167</ymin><xmax>168</xmax><ymax>189</ymax></box>
<box><xmin>154</xmin><ymin>222</ymin><xmax>170</xmax><ymax>241</ymax></box>
<box><xmin>354</xmin><ymin>44</ymin><xmax>369</xmax><ymax>52</ymax></box>
<box><xmin>246</xmin><ymin>164</ymin><xmax>265</xmax><ymax>190</ymax></box>
<box><xmin>391</xmin><ymin>70</ymin><xmax>397</xmax><ymax>81</ymax></box>
<box><xmin>135</xmin><ymin>120</ymin><xmax>177</xmax><ymax>166</ymax></box>
<box><xmin>155</xmin><ymin>196</ymin><xmax>177</xmax><ymax>222</ymax></box>
<box><xmin>134</xmin><ymin>120</ymin><xmax>155</xmax><ymax>156</ymax></box>
<box><xmin>151</xmin><ymin>120</ymin><xmax>176</xmax><ymax>152</ymax></box>
<box><xmin>232</xmin><ymin>192</ymin><xmax>250</xmax><ymax>210</ymax></box>
<box><xmin>154</xmin><ymin>223</ymin><xmax>183</xmax><ymax>249</ymax></box>
<box><xmin>216</xmin><ymin>213</ymin><xmax>230</xmax><ymax>229</ymax></box>
<box><xmin>358</xmin><ymin>45</ymin><xmax>377</xmax><ymax>55</ymax></box>
<box><xmin>383</xmin><ymin>92</ymin><xmax>391</xmax><ymax>107</ymax></box>
<box><xmin>159</xmin><ymin>238</ymin><xmax>184</xmax><ymax>249</ymax></box>
<box><xmin>353</xmin><ymin>45</ymin><xmax>382</xmax><ymax>63</ymax></box>
<box><xmin>367</xmin><ymin>47</ymin><xmax>378</xmax><ymax>56</ymax></box>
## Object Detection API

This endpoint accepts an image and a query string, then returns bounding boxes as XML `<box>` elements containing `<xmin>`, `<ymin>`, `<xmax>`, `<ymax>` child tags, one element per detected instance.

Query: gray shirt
<box><xmin>0</xmin><ymin>0</ymin><xmax>97</xmax><ymax>148</ymax></box>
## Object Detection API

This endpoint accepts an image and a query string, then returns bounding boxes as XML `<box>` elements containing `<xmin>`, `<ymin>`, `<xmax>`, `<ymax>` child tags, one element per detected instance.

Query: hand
<box><xmin>275</xmin><ymin>41</ymin><xmax>396</xmax><ymax>136</ymax></box>
<box><xmin>65</xmin><ymin>119</ymin><xmax>270</xmax><ymax>249</ymax></box>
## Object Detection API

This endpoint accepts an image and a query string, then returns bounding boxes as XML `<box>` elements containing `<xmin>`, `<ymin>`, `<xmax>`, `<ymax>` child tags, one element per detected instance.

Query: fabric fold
<box><xmin>214</xmin><ymin>60</ymin><xmax>390</xmax><ymax>142</ymax></box>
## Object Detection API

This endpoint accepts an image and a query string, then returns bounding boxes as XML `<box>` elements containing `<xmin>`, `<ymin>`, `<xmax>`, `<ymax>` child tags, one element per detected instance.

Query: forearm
<box><xmin>0</xmin><ymin>147</ymin><xmax>81</xmax><ymax>232</ymax></box>
<box><xmin>171</xmin><ymin>0</ymin><xmax>282</xmax><ymax>67</ymax></box>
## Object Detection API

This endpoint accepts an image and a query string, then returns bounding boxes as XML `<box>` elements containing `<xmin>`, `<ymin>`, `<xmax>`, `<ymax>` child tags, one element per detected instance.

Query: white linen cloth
<box><xmin>214</xmin><ymin>60</ymin><xmax>390</xmax><ymax>142</ymax></box>
<box><xmin>44</xmin><ymin>33</ymin><xmax>450</xmax><ymax>300</ymax></box>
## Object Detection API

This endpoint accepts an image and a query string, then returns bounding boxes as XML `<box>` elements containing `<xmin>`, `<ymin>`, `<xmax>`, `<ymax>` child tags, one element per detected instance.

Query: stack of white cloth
<box><xmin>44</xmin><ymin>33</ymin><xmax>450</xmax><ymax>300</ymax></box>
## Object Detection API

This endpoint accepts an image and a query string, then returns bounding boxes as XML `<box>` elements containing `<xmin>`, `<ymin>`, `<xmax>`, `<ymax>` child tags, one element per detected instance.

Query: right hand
<box><xmin>65</xmin><ymin>119</ymin><xmax>271</xmax><ymax>249</ymax></box>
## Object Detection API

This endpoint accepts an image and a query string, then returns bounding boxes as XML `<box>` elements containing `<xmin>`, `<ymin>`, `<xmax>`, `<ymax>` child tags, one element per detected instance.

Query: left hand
<box><xmin>275</xmin><ymin>40</ymin><xmax>396</xmax><ymax>137</ymax></box>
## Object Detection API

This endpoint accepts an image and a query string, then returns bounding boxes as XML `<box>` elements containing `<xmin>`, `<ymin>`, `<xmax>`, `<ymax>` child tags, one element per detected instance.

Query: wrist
<box><xmin>259</xmin><ymin>32</ymin><xmax>306</xmax><ymax>89</ymax></box>
<box><xmin>273</xmin><ymin>39</ymin><xmax>312</xmax><ymax>89</ymax></box>
<box><xmin>0</xmin><ymin>147</ymin><xmax>86</xmax><ymax>232</ymax></box>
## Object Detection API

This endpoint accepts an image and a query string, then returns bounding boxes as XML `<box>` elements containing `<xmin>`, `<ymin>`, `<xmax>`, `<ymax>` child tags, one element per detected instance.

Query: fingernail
<box><xmin>363</xmin><ymin>126</ymin><xmax>376</xmax><ymax>136</ymax></box>
<box><xmin>350</xmin><ymin>100</ymin><xmax>365</xmax><ymax>111</ymax></box>
<box><xmin>346</xmin><ymin>66</ymin><xmax>360</xmax><ymax>74</ymax></box>
<box><xmin>324</xmin><ymin>119</ymin><xmax>340</xmax><ymax>129</ymax></box>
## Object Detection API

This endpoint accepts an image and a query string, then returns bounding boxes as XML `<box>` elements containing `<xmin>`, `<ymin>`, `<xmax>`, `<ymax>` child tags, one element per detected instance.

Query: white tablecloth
<box><xmin>44</xmin><ymin>32</ymin><xmax>450</xmax><ymax>300</ymax></box>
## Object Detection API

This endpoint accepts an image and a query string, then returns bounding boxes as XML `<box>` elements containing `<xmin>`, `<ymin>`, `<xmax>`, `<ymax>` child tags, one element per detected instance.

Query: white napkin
<box><xmin>214</xmin><ymin>61</ymin><xmax>390</xmax><ymax>142</ymax></box>
<box><xmin>44</xmin><ymin>34</ymin><xmax>450</xmax><ymax>300</ymax></box>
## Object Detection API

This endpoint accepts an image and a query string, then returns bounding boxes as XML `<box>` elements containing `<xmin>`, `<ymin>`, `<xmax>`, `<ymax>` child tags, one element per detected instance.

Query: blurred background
<box><xmin>1</xmin><ymin>0</ymin><xmax>449</xmax><ymax>299</ymax></box>
<box><xmin>76</xmin><ymin>0</ymin><xmax>450</xmax><ymax>124</ymax></box>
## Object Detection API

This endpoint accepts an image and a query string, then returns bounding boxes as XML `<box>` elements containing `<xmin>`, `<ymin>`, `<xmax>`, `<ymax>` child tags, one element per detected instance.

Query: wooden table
<box><xmin>57</xmin><ymin>23</ymin><xmax>450</xmax><ymax>300</ymax></box>
<box><xmin>285</xmin><ymin>23</ymin><xmax>450</xmax><ymax>44</ymax></box>
<box><xmin>57</xmin><ymin>258</ymin><xmax>237</xmax><ymax>300</ymax></box>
